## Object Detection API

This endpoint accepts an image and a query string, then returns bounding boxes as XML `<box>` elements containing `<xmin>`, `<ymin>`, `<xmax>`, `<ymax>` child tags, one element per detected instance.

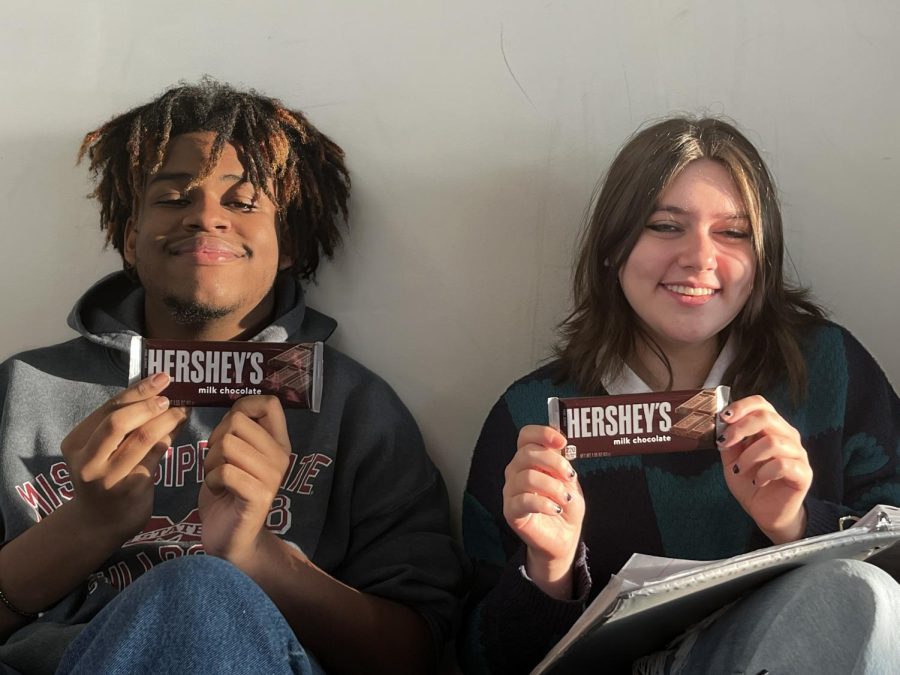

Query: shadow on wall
<box><xmin>306</xmin><ymin>160</ymin><xmax>589</xmax><ymax>538</ymax></box>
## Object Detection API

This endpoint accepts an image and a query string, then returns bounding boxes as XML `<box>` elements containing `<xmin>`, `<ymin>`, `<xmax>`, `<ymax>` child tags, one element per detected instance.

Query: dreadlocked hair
<box><xmin>77</xmin><ymin>77</ymin><xmax>350</xmax><ymax>280</ymax></box>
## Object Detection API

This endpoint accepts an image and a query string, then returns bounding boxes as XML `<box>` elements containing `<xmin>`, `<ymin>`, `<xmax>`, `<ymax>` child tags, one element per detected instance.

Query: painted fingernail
<box><xmin>156</xmin><ymin>396</ymin><xmax>170</xmax><ymax>410</ymax></box>
<box><xmin>151</xmin><ymin>372</ymin><xmax>168</xmax><ymax>387</ymax></box>
<box><xmin>732</xmin><ymin>464</ymin><xmax>740</xmax><ymax>475</ymax></box>
<box><xmin>752</xmin><ymin>479</ymin><xmax>756</xmax><ymax>486</ymax></box>
<box><xmin>722</xmin><ymin>408</ymin><xmax>733</xmax><ymax>418</ymax></box>
<box><xmin>565</xmin><ymin>492</ymin><xmax>573</xmax><ymax>502</ymax></box>
<box><xmin>554</xmin><ymin>504</ymin><xmax>563</xmax><ymax>514</ymax></box>
<box><xmin>716</xmin><ymin>434</ymin><xmax>726</xmax><ymax>444</ymax></box>
<box><xmin>569</xmin><ymin>469</ymin><xmax>577</xmax><ymax>479</ymax></box>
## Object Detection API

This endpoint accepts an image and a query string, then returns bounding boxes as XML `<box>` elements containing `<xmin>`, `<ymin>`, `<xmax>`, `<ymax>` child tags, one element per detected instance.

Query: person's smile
<box><xmin>166</xmin><ymin>235</ymin><xmax>248</xmax><ymax>264</ymax></box>
<box><xmin>659</xmin><ymin>282</ymin><xmax>720</xmax><ymax>305</ymax></box>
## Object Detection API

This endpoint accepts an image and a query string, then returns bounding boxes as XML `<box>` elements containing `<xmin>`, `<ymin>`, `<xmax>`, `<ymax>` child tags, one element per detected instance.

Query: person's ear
<box><xmin>123</xmin><ymin>218</ymin><xmax>138</xmax><ymax>266</ymax></box>
<box><xmin>278</xmin><ymin>252</ymin><xmax>295</xmax><ymax>271</ymax></box>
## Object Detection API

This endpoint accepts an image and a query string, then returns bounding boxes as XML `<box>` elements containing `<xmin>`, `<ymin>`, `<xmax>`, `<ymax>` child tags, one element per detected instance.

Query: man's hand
<box><xmin>61</xmin><ymin>372</ymin><xmax>187</xmax><ymax>541</ymax></box>
<box><xmin>199</xmin><ymin>395</ymin><xmax>291</xmax><ymax>569</ymax></box>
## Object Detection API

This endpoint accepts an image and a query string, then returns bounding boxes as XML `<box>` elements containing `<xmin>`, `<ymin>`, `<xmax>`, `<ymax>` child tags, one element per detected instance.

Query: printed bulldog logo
<box><xmin>124</xmin><ymin>509</ymin><xmax>204</xmax><ymax>546</ymax></box>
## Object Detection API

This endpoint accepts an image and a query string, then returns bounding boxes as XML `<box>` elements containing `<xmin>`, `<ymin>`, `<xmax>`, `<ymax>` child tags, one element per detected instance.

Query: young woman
<box><xmin>459</xmin><ymin>117</ymin><xmax>900</xmax><ymax>674</ymax></box>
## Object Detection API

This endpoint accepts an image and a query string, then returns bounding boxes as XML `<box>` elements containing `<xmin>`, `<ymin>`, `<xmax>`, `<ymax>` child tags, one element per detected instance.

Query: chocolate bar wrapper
<box><xmin>128</xmin><ymin>338</ymin><xmax>323</xmax><ymax>412</ymax></box>
<box><xmin>548</xmin><ymin>386</ymin><xmax>730</xmax><ymax>459</ymax></box>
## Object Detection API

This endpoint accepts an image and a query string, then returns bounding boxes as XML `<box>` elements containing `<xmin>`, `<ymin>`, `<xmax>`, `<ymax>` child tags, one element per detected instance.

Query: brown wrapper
<box><xmin>548</xmin><ymin>386</ymin><xmax>730</xmax><ymax>459</ymax></box>
<box><xmin>128</xmin><ymin>337</ymin><xmax>323</xmax><ymax>411</ymax></box>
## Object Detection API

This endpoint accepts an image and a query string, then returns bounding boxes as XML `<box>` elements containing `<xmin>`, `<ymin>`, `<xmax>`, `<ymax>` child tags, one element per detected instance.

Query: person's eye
<box><xmin>228</xmin><ymin>200</ymin><xmax>257</xmax><ymax>213</ymax></box>
<box><xmin>156</xmin><ymin>196</ymin><xmax>189</xmax><ymax>207</ymax></box>
<box><xmin>646</xmin><ymin>222</ymin><xmax>682</xmax><ymax>234</ymax></box>
<box><xmin>719</xmin><ymin>228</ymin><xmax>751</xmax><ymax>240</ymax></box>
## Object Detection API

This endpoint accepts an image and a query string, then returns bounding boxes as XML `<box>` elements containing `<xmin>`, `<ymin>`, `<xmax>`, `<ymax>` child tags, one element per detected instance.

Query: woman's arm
<box><xmin>458</xmin><ymin>396</ymin><xmax>590</xmax><ymax>674</ymax></box>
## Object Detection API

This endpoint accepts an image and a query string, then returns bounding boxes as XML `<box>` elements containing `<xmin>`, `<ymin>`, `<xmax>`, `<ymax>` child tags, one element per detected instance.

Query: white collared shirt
<box><xmin>604</xmin><ymin>335</ymin><xmax>736</xmax><ymax>396</ymax></box>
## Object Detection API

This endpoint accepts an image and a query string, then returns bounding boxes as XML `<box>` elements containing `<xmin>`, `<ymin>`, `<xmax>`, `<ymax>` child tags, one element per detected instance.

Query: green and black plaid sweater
<box><xmin>458</xmin><ymin>322</ymin><xmax>900</xmax><ymax>674</ymax></box>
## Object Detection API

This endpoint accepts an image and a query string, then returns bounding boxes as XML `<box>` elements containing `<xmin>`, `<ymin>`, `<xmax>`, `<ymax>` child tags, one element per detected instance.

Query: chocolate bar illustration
<box><xmin>548</xmin><ymin>386</ymin><xmax>730</xmax><ymax>458</ymax></box>
<box><xmin>676</xmin><ymin>390</ymin><xmax>718</xmax><ymax>415</ymax></box>
<box><xmin>262</xmin><ymin>345</ymin><xmax>315</xmax><ymax>406</ymax></box>
<box><xmin>263</xmin><ymin>366</ymin><xmax>312</xmax><ymax>405</ymax></box>
<box><xmin>670</xmin><ymin>390</ymin><xmax>720</xmax><ymax>443</ymax></box>
<box><xmin>128</xmin><ymin>338</ymin><xmax>323</xmax><ymax>411</ymax></box>
<box><xmin>672</xmin><ymin>411</ymin><xmax>715</xmax><ymax>441</ymax></box>
<box><xmin>269</xmin><ymin>344</ymin><xmax>314</xmax><ymax>371</ymax></box>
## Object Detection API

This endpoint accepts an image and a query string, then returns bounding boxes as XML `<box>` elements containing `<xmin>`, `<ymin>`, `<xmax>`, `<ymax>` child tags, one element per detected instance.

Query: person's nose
<box><xmin>678</xmin><ymin>228</ymin><xmax>717</xmax><ymax>271</ymax></box>
<box><xmin>182</xmin><ymin>193</ymin><xmax>230</xmax><ymax>231</ymax></box>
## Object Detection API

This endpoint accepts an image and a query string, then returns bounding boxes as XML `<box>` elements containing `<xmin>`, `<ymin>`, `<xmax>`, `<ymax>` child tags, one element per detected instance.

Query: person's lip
<box><xmin>661</xmin><ymin>283</ymin><xmax>720</xmax><ymax>297</ymax></box>
<box><xmin>167</xmin><ymin>236</ymin><xmax>246</xmax><ymax>259</ymax></box>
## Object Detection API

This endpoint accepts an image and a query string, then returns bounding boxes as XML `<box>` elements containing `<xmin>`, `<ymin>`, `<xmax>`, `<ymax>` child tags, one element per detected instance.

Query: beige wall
<box><xmin>1</xmin><ymin>1</ymin><xmax>898</xmax><ymax>524</ymax></box>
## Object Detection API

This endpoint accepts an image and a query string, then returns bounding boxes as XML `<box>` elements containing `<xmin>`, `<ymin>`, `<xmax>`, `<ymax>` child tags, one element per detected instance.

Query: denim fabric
<box><xmin>56</xmin><ymin>555</ymin><xmax>325</xmax><ymax>675</ymax></box>
<box><xmin>670</xmin><ymin>559</ymin><xmax>900</xmax><ymax>675</ymax></box>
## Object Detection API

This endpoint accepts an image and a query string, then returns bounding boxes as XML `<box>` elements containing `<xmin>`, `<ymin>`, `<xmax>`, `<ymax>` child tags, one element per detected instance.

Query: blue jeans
<box><xmin>56</xmin><ymin>555</ymin><xmax>325</xmax><ymax>674</ymax></box>
<box><xmin>636</xmin><ymin>558</ymin><xmax>900</xmax><ymax>675</ymax></box>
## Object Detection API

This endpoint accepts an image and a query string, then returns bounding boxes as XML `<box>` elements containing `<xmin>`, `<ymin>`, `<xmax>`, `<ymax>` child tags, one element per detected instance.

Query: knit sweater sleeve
<box><xmin>458</xmin><ymin>393</ymin><xmax>591</xmax><ymax>675</ymax></box>
<box><xmin>803</xmin><ymin>326</ymin><xmax>900</xmax><ymax>536</ymax></box>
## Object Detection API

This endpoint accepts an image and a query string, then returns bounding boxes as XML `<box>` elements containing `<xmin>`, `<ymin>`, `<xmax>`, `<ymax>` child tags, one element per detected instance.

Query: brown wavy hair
<box><xmin>555</xmin><ymin>117</ymin><xmax>825</xmax><ymax>403</ymax></box>
<box><xmin>78</xmin><ymin>77</ymin><xmax>350</xmax><ymax>281</ymax></box>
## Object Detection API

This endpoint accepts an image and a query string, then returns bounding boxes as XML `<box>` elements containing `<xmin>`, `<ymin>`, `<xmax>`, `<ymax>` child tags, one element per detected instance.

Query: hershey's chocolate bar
<box><xmin>128</xmin><ymin>338</ymin><xmax>323</xmax><ymax>411</ymax></box>
<box><xmin>548</xmin><ymin>386</ymin><xmax>730</xmax><ymax>459</ymax></box>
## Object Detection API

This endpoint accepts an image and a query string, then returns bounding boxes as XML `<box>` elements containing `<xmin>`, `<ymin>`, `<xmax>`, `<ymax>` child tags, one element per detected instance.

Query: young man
<box><xmin>0</xmin><ymin>80</ymin><xmax>466</xmax><ymax>674</ymax></box>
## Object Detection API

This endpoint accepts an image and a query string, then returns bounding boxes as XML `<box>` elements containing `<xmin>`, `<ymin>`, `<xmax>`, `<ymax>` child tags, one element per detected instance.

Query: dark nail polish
<box><xmin>716</xmin><ymin>434</ymin><xmax>726</xmax><ymax>443</ymax></box>
<box><xmin>723</xmin><ymin>409</ymin><xmax>733</xmax><ymax>417</ymax></box>
<box><xmin>555</xmin><ymin>504</ymin><xmax>563</xmax><ymax>514</ymax></box>
<box><xmin>569</xmin><ymin>469</ymin><xmax>576</xmax><ymax>479</ymax></box>
<box><xmin>732</xmin><ymin>464</ymin><xmax>740</xmax><ymax>474</ymax></box>
<box><xmin>752</xmin><ymin>479</ymin><xmax>756</xmax><ymax>486</ymax></box>
<box><xmin>565</xmin><ymin>492</ymin><xmax>573</xmax><ymax>502</ymax></box>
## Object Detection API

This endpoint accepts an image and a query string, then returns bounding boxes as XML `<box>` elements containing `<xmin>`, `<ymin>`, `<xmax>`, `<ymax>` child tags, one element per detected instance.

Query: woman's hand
<box><xmin>717</xmin><ymin>395</ymin><xmax>812</xmax><ymax>543</ymax></box>
<box><xmin>503</xmin><ymin>425</ymin><xmax>584</xmax><ymax>599</ymax></box>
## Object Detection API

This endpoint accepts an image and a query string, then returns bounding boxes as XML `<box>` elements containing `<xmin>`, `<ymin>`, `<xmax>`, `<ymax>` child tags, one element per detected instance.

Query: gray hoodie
<box><xmin>0</xmin><ymin>272</ymin><xmax>467</xmax><ymax>673</ymax></box>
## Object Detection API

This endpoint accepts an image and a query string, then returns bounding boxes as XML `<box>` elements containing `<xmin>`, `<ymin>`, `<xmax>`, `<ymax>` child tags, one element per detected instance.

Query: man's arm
<box><xmin>244</xmin><ymin>532</ymin><xmax>434</xmax><ymax>674</ymax></box>
<box><xmin>0</xmin><ymin>373</ymin><xmax>186</xmax><ymax>636</ymax></box>
<box><xmin>200</xmin><ymin>394</ymin><xmax>452</xmax><ymax>674</ymax></box>
<box><xmin>0</xmin><ymin>500</ymin><xmax>124</xmax><ymax>636</ymax></box>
